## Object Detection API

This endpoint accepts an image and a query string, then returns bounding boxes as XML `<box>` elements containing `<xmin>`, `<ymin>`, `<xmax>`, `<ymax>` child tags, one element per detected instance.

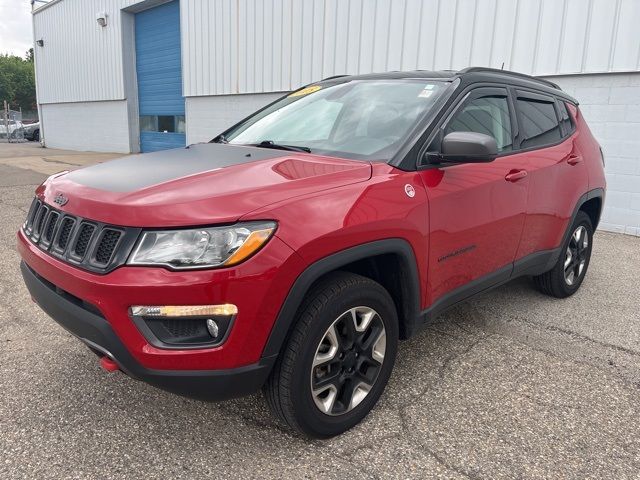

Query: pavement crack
<box><xmin>387</xmin><ymin>336</ymin><xmax>493</xmax><ymax>479</ymax></box>
<box><xmin>334</xmin><ymin>450</ymin><xmax>381</xmax><ymax>479</ymax></box>
<box><xmin>338</xmin><ymin>432</ymin><xmax>402</xmax><ymax>460</ymax></box>
<box><xmin>437</xmin><ymin>335</ymin><xmax>492</xmax><ymax>381</ymax></box>
<box><xmin>396</xmin><ymin>402</ymin><xmax>483</xmax><ymax>480</ymax></box>
<box><xmin>422</xmin><ymin>445</ymin><xmax>482</xmax><ymax>480</ymax></box>
<box><xmin>483</xmin><ymin>323</ymin><xmax>640</xmax><ymax>393</ymax></box>
<box><xmin>503</xmin><ymin>313</ymin><xmax>640</xmax><ymax>358</ymax></box>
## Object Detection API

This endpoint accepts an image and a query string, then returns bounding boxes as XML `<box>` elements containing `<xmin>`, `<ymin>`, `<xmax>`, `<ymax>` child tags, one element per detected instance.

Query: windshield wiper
<box><xmin>254</xmin><ymin>140</ymin><xmax>311</xmax><ymax>153</ymax></box>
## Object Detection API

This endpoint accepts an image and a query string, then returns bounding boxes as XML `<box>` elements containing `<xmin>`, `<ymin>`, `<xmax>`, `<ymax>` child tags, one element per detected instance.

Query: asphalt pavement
<box><xmin>1</xmin><ymin>143</ymin><xmax>639</xmax><ymax>479</ymax></box>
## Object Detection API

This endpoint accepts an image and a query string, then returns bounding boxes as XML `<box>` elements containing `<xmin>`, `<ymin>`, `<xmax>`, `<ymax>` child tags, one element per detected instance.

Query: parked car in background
<box><xmin>18</xmin><ymin>68</ymin><xmax>606</xmax><ymax>437</ymax></box>
<box><xmin>24</xmin><ymin>122</ymin><xmax>41</xmax><ymax>141</ymax></box>
<box><xmin>0</xmin><ymin>120</ymin><xmax>25</xmax><ymax>139</ymax></box>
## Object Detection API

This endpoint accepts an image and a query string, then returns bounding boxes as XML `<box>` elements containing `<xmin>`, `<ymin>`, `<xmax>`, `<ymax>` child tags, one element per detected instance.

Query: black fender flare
<box><xmin>543</xmin><ymin>187</ymin><xmax>605</xmax><ymax>272</ymax></box>
<box><xmin>261</xmin><ymin>238</ymin><xmax>422</xmax><ymax>358</ymax></box>
<box><xmin>561</xmin><ymin>187</ymin><xmax>605</xmax><ymax>245</ymax></box>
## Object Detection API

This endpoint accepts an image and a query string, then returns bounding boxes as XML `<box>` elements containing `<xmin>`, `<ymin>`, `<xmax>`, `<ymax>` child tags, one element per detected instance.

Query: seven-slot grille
<box><xmin>22</xmin><ymin>197</ymin><xmax>141</xmax><ymax>274</ymax></box>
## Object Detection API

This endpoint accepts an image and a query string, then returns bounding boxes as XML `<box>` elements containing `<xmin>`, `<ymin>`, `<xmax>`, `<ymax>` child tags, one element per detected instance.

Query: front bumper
<box><xmin>18</xmin><ymin>228</ymin><xmax>305</xmax><ymax>382</ymax></box>
<box><xmin>21</xmin><ymin>261</ymin><xmax>274</xmax><ymax>400</ymax></box>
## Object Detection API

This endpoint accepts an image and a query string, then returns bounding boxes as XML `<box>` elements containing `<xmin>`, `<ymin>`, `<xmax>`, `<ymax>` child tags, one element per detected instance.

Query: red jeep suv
<box><xmin>19</xmin><ymin>68</ymin><xmax>605</xmax><ymax>437</ymax></box>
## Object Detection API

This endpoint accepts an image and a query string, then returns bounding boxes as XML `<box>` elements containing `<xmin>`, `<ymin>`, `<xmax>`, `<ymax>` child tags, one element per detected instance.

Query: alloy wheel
<box><xmin>564</xmin><ymin>225</ymin><xmax>589</xmax><ymax>286</ymax></box>
<box><xmin>310</xmin><ymin>306</ymin><xmax>386</xmax><ymax>416</ymax></box>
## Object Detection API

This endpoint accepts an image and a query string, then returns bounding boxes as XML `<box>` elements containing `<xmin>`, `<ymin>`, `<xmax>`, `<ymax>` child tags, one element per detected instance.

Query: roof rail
<box><xmin>459</xmin><ymin>67</ymin><xmax>561</xmax><ymax>90</ymax></box>
<box><xmin>320</xmin><ymin>74</ymin><xmax>350</xmax><ymax>82</ymax></box>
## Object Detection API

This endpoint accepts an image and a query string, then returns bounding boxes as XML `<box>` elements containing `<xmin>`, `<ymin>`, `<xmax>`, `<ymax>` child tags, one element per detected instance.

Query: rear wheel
<box><xmin>33</xmin><ymin>129</ymin><xmax>40</xmax><ymax>142</ymax></box>
<box><xmin>263</xmin><ymin>272</ymin><xmax>398</xmax><ymax>438</ymax></box>
<box><xmin>534</xmin><ymin>210</ymin><xmax>593</xmax><ymax>298</ymax></box>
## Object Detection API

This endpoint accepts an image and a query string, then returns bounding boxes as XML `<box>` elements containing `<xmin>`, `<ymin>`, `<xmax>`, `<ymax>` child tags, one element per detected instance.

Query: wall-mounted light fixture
<box><xmin>96</xmin><ymin>12</ymin><xmax>107</xmax><ymax>27</ymax></box>
<box><xmin>36</xmin><ymin>38</ymin><xmax>44</xmax><ymax>47</ymax></box>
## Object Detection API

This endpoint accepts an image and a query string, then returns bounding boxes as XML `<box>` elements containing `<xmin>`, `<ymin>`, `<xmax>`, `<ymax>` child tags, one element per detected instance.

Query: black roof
<box><xmin>319</xmin><ymin>67</ymin><xmax>576</xmax><ymax>104</ymax></box>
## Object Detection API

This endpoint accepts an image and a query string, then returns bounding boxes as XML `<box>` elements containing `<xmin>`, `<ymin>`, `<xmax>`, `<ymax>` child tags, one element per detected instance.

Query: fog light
<box><xmin>206</xmin><ymin>319</ymin><xmax>219</xmax><ymax>338</ymax></box>
<box><xmin>130</xmin><ymin>304</ymin><xmax>236</xmax><ymax>347</ymax></box>
<box><xmin>130</xmin><ymin>304</ymin><xmax>238</xmax><ymax>317</ymax></box>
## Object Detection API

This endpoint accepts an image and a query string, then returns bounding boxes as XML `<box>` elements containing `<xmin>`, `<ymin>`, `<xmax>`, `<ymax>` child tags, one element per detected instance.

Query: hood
<box><xmin>38</xmin><ymin>143</ymin><xmax>372</xmax><ymax>227</ymax></box>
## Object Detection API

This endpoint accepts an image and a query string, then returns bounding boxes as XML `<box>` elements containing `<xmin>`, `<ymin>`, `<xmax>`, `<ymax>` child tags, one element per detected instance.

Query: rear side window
<box><xmin>557</xmin><ymin>101</ymin><xmax>575</xmax><ymax>136</ymax></box>
<box><xmin>445</xmin><ymin>96</ymin><xmax>513</xmax><ymax>152</ymax></box>
<box><xmin>516</xmin><ymin>98</ymin><xmax>561</xmax><ymax>149</ymax></box>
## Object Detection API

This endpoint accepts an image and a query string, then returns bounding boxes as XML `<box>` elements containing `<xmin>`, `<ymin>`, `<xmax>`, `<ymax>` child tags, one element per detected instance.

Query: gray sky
<box><xmin>0</xmin><ymin>0</ymin><xmax>34</xmax><ymax>58</ymax></box>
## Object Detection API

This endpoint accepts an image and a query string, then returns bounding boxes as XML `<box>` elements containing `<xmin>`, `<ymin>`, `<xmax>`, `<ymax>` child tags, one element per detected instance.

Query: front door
<box><xmin>419</xmin><ymin>87</ymin><xmax>529</xmax><ymax>305</ymax></box>
<box><xmin>135</xmin><ymin>0</ymin><xmax>185</xmax><ymax>152</ymax></box>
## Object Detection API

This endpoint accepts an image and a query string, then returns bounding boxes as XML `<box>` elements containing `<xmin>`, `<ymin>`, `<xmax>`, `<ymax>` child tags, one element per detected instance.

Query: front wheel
<box><xmin>534</xmin><ymin>210</ymin><xmax>593</xmax><ymax>298</ymax></box>
<box><xmin>263</xmin><ymin>272</ymin><xmax>398</xmax><ymax>438</ymax></box>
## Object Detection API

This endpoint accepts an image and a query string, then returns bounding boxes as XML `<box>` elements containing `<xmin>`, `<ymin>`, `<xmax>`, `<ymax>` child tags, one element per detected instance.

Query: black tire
<box><xmin>263</xmin><ymin>271</ymin><xmax>398</xmax><ymax>438</ymax></box>
<box><xmin>33</xmin><ymin>129</ymin><xmax>40</xmax><ymax>142</ymax></box>
<box><xmin>534</xmin><ymin>210</ymin><xmax>593</xmax><ymax>298</ymax></box>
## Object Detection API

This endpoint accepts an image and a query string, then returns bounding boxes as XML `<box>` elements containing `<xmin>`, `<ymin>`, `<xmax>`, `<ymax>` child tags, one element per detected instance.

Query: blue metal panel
<box><xmin>139</xmin><ymin>131</ymin><xmax>185</xmax><ymax>153</ymax></box>
<box><xmin>135</xmin><ymin>0</ymin><xmax>185</xmax><ymax>152</ymax></box>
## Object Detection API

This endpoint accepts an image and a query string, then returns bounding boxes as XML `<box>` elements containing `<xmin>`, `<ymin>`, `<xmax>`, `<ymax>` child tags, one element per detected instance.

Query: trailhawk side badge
<box><xmin>404</xmin><ymin>184</ymin><xmax>416</xmax><ymax>198</ymax></box>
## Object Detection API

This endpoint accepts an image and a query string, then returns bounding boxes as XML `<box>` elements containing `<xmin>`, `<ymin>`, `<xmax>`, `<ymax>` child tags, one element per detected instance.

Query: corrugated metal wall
<box><xmin>33</xmin><ymin>0</ymin><xmax>139</xmax><ymax>103</ymax></box>
<box><xmin>181</xmin><ymin>0</ymin><xmax>640</xmax><ymax>97</ymax></box>
<box><xmin>34</xmin><ymin>0</ymin><xmax>640</xmax><ymax>103</ymax></box>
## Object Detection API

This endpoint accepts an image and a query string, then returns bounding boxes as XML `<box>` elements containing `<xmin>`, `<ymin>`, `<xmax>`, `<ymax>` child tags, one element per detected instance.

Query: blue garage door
<box><xmin>135</xmin><ymin>1</ymin><xmax>185</xmax><ymax>152</ymax></box>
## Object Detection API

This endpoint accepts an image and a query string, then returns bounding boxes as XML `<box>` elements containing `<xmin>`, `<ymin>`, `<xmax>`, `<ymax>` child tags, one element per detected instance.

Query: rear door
<box><xmin>419</xmin><ymin>87</ymin><xmax>529</xmax><ymax>305</ymax></box>
<box><xmin>511</xmin><ymin>91</ymin><xmax>588</xmax><ymax>259</ymax></box>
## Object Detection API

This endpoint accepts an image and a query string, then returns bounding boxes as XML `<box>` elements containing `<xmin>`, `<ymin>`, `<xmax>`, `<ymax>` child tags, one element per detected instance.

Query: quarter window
<box><xmin>557</xmin><ymin>101</ymin><xmax>574</xmax><ymax>137</ymax></box>
<box><xmin>516</xmin><ymin>98</ymin><xmax>561</xmax><ymax>149</ymax></box>
<box><xmin>445</xmin><ymin>96</ymin><xmax>513</xmax><ymax>152</ymax></box>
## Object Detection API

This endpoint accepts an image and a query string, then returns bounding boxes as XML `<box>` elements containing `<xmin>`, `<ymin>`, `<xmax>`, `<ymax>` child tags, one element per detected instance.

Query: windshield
<box><xmin>223</xmin><ymin>79</ymin><xmax>449</xmax><ymax>161</ymax></box>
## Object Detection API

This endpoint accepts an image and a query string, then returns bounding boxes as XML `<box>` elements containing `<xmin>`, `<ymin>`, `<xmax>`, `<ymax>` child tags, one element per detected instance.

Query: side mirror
<box><xmin>427</xmin><ymin>131</ymin><xmax>498</xmax><ymax>165</ymax></box>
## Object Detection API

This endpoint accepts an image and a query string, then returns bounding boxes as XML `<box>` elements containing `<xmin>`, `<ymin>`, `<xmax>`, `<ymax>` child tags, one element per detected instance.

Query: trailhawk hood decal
<box><xmin>38</xmin><ymin>143</ymin><xmax>372</xmax><ymax>227</ymax></box>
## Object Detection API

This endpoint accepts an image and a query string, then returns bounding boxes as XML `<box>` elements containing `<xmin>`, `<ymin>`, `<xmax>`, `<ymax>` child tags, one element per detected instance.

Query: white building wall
<box><xmin>185</xmin><ymin>92</ymin><xmax>283</xmax><ymax>144</ymax></box>
<box><xmin>32</xmin><ymin>0</ymin><xmax>141</xmax><ymax>104</ymax></box>
<box><xmin>546</xmin><ymin>73</ymin><xmax>640</xmax><ymax>236</ymax></box>
<box><xmin>33</xmin><ymin>0</ymin><xmax>640</xmax><ymax>101</ymax></box>
<box><xmin>40</xmin><ymin>101</ymin><xmax>132</xmax><ymax>153</ymax></box>
<box><xmin>180</xmin><ymin>0</ymin><xmax>640</xmax><ymax>97</ymax></box>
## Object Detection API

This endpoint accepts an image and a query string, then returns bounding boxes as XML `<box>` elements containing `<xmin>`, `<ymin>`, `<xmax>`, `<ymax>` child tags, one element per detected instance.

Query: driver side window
<box><xmin>445</xmin><ymin>95</ymin><xmax>513</xmax><ymax>152</ymax></box>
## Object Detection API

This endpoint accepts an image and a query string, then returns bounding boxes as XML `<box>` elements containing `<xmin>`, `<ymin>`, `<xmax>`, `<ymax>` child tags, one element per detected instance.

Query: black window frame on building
<box><xmin>139</xmin><ymin>115</ymin><xmax>186</xmax><ymax>134</ymax></box>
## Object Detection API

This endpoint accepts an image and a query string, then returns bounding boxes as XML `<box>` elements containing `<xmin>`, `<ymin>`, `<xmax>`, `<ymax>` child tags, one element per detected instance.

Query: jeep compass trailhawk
<box><xmin>19</xmin><ymin>68</ymin><xmax>605</xmax><ymax>437</ymax></box>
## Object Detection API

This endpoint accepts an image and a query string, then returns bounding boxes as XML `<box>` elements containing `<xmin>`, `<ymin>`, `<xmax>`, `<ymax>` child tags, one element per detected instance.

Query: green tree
<box><xmin>0</xmin><ymin>53</ymin><xmax>36</xmax><ymax>111</ymax></box>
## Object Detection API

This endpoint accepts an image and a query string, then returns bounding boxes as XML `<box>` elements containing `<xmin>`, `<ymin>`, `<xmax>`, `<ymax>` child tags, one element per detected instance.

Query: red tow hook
<box><xmin>100</xmin><ymin>356</ymin><xmax>120</xmax><ymax>373</ymax></box>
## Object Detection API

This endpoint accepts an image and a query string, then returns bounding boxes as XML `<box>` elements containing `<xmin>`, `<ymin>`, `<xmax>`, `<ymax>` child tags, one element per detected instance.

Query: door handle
<box><xmin>505</xmin><ymin>170</ymin><xmax>528</xmax><ymax>182</ymax></box>
<box><xmin>567</xmin><ymin>154</ymin><xmax>582</xmax><ymax>165</ymax></box>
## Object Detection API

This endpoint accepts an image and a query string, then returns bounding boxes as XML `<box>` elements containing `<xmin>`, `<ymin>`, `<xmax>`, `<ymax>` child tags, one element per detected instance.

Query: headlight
<box><xmin>127</xmin><ymin>221</ymin><xmax>276</xmax><ymax>269</ymax></box>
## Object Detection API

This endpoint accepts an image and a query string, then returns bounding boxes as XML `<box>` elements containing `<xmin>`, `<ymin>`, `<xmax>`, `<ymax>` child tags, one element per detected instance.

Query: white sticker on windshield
<box><xmin>418</xmin><ymin>84</ymin><xmax>437</xmax><ymax>98</ymax></box>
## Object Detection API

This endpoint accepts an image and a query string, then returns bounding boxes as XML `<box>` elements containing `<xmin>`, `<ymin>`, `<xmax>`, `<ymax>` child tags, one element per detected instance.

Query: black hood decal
<box><xmin>64</xmin><ymin>143</ymin><xmax>286</xmax><ymax>192</ymax></box>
